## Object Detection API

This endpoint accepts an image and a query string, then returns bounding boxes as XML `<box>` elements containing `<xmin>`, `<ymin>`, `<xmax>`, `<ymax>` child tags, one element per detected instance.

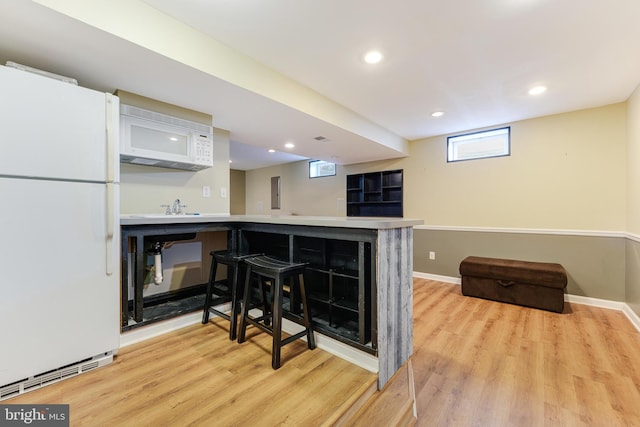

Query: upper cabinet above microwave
<box><xmin>119</xmin><ymin>104</ymin><xmax>213</xmax><ymax>171</ymax></box>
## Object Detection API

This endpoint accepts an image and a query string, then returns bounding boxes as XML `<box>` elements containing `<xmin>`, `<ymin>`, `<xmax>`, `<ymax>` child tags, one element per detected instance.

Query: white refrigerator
<box><xmin>0</xmin><ymin>64</ymin><xmax>120</xmax><ymax>394</ymax></box>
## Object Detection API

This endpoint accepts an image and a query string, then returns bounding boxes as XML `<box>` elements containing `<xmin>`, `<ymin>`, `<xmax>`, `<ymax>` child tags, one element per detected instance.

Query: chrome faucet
<box><xmin>172</xmin><ymin>198</ymin><xmax>185</xmax><ymax>215</ymax></box>
<box><xmin>161</xmin><ymin>199</ymin><xmax>187</xmax><ymax>215</ymax></box>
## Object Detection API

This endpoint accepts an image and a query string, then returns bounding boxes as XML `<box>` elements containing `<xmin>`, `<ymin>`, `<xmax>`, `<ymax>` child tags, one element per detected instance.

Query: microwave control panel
<box><xmin>193</xmin><ymin>135</ymin><xmax>214</xmax><ymax>166</ymax></box>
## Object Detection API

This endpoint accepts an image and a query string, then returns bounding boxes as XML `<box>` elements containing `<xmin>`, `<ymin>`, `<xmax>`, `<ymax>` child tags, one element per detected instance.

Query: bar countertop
<box><xmin>120</xmin><ymin>214</ymin><xmax>423</xmax><ymax>229</ymax></box>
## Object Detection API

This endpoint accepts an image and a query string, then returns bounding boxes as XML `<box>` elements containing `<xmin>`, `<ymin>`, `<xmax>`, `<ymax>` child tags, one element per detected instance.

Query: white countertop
<box><xmin>120</xmin><ymin>214</ymin><xmax>423</xmax><ymax>229</ymax></box>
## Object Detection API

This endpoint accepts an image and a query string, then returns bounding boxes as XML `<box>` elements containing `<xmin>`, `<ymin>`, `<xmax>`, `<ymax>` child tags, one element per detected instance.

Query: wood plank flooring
<box><xmin>6</xmin><ymin>278</ymin><xmax>640</xmax><ymax>426</ymax></box>
<box><xmin>412</xmin><ymin>278</ymin><xmax>640</xmax><ymax>427</ymax></box>
<box><xmin>6</xmin><ymin>318</ymin><xmax>376</xmax><ymax>426</ymax></box>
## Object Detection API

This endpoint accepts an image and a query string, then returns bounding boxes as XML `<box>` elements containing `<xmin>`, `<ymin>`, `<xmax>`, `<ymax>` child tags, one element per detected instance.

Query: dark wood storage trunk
<box><xmin>459</xmin><ymin>256</ymin><xmax>568</xmax><ymax>313</ymax></box>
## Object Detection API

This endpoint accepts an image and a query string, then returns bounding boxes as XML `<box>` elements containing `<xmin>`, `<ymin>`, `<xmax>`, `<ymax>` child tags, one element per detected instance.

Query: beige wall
<box><xmin>404</xmin><ymin>104</ymin><xmax>627</xmax><ymax>230</ymax></box>
<box><xmin>247</xmin><ymin>103</ymin><xmax>627</xmax><ymax>229</ymax></box>
<box><xmin>245</xmin><ymin>161</ymin><xmax>343</xmax><ymax>215</ymax></box>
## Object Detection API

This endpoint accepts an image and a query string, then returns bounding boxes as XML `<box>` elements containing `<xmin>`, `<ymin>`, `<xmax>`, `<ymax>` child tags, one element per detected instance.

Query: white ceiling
<box><xmin>1</xmin><ymin>0</ymin><xmax>640</xmax><ymax>170</ymax></box>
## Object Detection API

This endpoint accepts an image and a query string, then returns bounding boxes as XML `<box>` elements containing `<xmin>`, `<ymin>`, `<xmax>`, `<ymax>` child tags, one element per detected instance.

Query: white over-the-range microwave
<box><xmin>120</xmin><ymin>104</ymin><xmax>214</xmax><ymax>171</ymax></box>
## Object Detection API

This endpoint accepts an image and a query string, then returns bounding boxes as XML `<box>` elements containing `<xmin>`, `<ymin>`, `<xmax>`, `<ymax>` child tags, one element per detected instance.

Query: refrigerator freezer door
<box><xmin>0</xmin><ymin>65</ymin><xmax>114</xmax><ymax>183</ymax></box>
<box><xmin>0</xmin><ymin>178</ymin><xmax>120</xmax><ymax>386</ymax></box>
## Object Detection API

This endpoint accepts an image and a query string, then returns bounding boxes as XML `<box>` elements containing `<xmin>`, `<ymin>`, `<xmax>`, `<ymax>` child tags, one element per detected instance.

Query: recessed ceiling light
<box><xmin>268</xmin><ymin>149</ymin><xmax>275</xmax><ymax>153</ymax></box>
<box><xmin>284</xmin><ymin>142</ymin><xmax>295</xmax><ymax>149</ymax></box>
<box><xmin>431</xmin><ymin>111</ymin><xmax>445</xmax><ymax>118</ymax></box>
<box><xmin>528</xmin><ymin>85</ymin><xmax>547</xmax><ymax>95</ymax></box>
<box><xmin>228</xmin><ymin>160</ymin><xmax>232</xmax><ymax>163</ymax></box>
<box><xmin>364</xmin><ymin>50</ymin><xmax>383</xmax><ymax>64</ymax></box>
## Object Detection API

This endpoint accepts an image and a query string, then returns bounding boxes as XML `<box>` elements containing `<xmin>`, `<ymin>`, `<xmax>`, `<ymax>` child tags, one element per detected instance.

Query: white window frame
<box><xmin>309</xmin><ymin>160</ymin><xmax>336</xmax><ymax>178</ymax></box>
<box><xmin>447</xmin><ymin>127</ymin><xmax>510</xmax><ymax>162</ymax></box>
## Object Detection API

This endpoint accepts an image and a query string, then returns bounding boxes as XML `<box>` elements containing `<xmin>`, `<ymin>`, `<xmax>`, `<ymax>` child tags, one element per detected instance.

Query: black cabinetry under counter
<box><xmin>238</xmin><ymin>225</ymin><xmax>376</xmax><ymax>353</ymax></box>
<box><xmin>347</xmin><ymin>169</ymin><xmax>403</xmax><ymax>217</ymax></box>
<box><xmin>293</xmin><ymin>236</ymin><xmax>372</xmax><ymax>347</ymax></box>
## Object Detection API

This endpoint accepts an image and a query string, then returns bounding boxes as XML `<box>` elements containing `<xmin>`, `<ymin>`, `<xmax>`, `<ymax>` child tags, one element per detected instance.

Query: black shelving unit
<box><xmin>346</xmin><ymin>169</ymin><xmax>403</xmax><ymax>217</ymax></box>
<box><xmin>238</xmin><ymin>226</ymin><xmax>375</xmax><ymax>353</ymax></box>
<box><xmin>293</xmin><ymin>236</ymin><xmax>371</xmax><ymax>347</ymax></box>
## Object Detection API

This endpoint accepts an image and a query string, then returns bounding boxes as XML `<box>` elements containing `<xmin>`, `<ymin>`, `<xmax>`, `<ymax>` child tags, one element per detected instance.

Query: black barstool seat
<box><xmin>202</xmin><ymin>250</ymin><xmax>261</xmax><ymax>340</ymax></box>
<box><xmin>238</xmin><ymin>255</ymin><xmax>316</xmax><ymax>369</ymax></box>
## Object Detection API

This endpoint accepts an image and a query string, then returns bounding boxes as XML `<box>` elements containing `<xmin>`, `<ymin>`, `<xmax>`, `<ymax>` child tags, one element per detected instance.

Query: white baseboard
<box><xmin>414</xmin><ymin>272</ymin><xmax>640</xmax><ymax>334</ymax></box>
<box><xmin>120</xmin><ymin>312</ymin><xmax>203</xmax><ymax>348</ymax></box>
<box><xmin>622</xmin><ymin>304</ymin><xmax>640</xmax><ymax>332</ymax></box>
<box><xmin>563</xmin><ymin>294</ymin><xmax>624</xmax><ymax>310</ymax></box>
<box><xmin>413</xmin><ymin>271</ymin><xmax>461</xmax><ymax>284</ymax></box>
<box><xmin>280</xmin><ymin>317</ymin><xmax>379</xmax><ymax>373</ymax></box>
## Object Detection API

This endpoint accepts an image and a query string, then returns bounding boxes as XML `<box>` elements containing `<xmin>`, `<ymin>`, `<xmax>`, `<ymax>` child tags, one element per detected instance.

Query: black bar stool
<box><xmin>238</xmin><ymin>255</ymin><xmax>316</xmax><ymax>369</ymax></box>
<box><xmin>202</xmin><ymin>250</ymin><xmax>262</xmax><ymax>340</ymax></box>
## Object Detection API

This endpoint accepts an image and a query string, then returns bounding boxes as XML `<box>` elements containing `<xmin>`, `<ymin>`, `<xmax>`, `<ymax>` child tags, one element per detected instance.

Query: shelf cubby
<box><xmin>239</xmin><ymin>231</ymin><xmax>374</xmax><ymax>350</ymax></box>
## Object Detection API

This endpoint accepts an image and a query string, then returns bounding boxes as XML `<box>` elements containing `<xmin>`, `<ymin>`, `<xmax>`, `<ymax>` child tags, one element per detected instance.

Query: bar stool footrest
<box><xmin>281</xmin><ymin>331</ymin><xmax>309</xmax><ymax>347</ymax></box>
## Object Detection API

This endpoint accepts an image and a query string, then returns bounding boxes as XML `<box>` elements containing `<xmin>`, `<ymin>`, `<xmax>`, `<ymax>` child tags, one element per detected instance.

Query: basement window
<box><xmin>447</xmin><ymin>127</ymin><xmax>510</xmax><ymax>162</ymax></box>
<box><xmin>309</xmin><ymin>160</ymin><xmax>336</xmax><ymax>178</ymax></box>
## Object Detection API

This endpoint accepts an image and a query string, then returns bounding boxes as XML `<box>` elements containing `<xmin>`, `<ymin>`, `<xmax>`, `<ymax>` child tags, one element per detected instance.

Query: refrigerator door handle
<box><xmin>106</xmin><ymin>182</ymin><xmax>116</xmax><ymax>276</ymax></box>
<box><xmin>105</xmin><ymin>93</ymin><xmax>119</xmax><ymax>184</ymax></box>
<box><xmin>104</xmin><ymin>93</ymin><xmax>119</xmax><ymax>277</ymax></box>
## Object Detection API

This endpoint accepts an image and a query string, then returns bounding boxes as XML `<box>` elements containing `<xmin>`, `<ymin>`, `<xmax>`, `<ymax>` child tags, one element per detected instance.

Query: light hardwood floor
<box><xmin>7</xmin><ymin>279</ymin><xmax>640</xmax><ymax>426</ymax></box>
<box><xmin>412</xmin><ymin>278</ymin><xmax>640</xmax><ymax>426</ymax></box>
<box><xmin>6</xmin><ymin>318</ymin><xmax>377</xmax><ymax>426</ymax></box>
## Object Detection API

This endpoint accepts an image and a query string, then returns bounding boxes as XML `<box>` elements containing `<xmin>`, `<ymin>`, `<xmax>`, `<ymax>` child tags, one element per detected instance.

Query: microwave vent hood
<box><xmin>119</xmin><ymin>155</ymin><xmax>211</xmax><ymax>171</ymax></box>
<box><xmin>120</xmin><ymin>104</ymin><xmax>214</xmax><ymax>171</ymax></box>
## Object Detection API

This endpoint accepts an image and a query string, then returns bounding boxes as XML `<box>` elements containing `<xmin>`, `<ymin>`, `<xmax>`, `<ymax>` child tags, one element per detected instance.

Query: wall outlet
<box><xmin>429</xmin><ymin>251</ymin><xmax>436</xmax><ymax>260</ymax></box>
<box><xmin>202</xmin><ymin>185</ymin><xmax>211</xmax><ymax>198</ymax></box>
<box><xmin>220</xmin><ymin>187</ymin><xmax>228</xmax><ymax>198</ymax></box>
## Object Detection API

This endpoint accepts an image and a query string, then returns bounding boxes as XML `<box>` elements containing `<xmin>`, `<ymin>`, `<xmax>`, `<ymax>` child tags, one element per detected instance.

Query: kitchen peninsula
<box><xmin>121</xmin><ymin>214</ymin><xmax>422</xmax><ymax>388</ymax></box>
